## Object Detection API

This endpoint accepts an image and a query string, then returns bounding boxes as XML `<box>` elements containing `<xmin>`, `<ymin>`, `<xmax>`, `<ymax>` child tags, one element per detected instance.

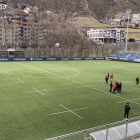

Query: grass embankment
<box><xmin>67</xmin><ymin>17</ymin><xmax>140</xmax><ymax>39</ymax></box>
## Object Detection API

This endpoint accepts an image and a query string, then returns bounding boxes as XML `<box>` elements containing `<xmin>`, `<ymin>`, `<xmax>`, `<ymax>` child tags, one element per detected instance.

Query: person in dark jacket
<box><xmin>117</xmin><ymin>82</ymin><xmax>122</xmax><ymax>94</ymax></box>
<box><xmin>116</xmin><ymin>81</ymin><xmax>118</xmax><ymax>93</ymax></box>
<box><xmin>124</xmin><ymin>103</ymin><xmax>130</xmax><ymax>120</ymax></box>
<box><xmin>105</xmin><ymin>76</ymin><xmax>109</xmax><ymax>84</ymax></box>
<box><xmin>119</xmin><ymin>82</ymin><xmax>122</xmax><ymax>94</ymax></box>
<box><xmin>136</xmin><ymin>76</ymin><xmax>139</xmax><ymax>86</ymax></box>
<box><xmin>107</xmin><ymin>73</ymin><xmax>109</xmax><ymax>81</ymax></box>
<box><xmin>110</xmin><ymin>81</ymin><xmax>113</xmax><ymax>92</ymax></box>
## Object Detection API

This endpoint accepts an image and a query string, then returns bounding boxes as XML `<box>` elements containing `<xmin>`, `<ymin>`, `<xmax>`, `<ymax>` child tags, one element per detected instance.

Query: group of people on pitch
<box><xmin>105</xmin><ymin>72</ymin><xmax>113</xmax><ymax>84</ymax></box>
<box><xmin>105</xmin><ymin>73</ymin><xmax>140</xmax><ymax>120</ymax></box>
<box><xmin>111</xmin><ymin>81</ymin><xmax>122</xmax><ymax>94</ymax></box>
<box><xmin>105</xmin><ymin>73</ymin><xmax>122</xmax><ymax>94</ymax></box>
<box><xmin>106</xmin><ymin>73</ymin><xmax>139</xmax><ymax>94</ymax></box>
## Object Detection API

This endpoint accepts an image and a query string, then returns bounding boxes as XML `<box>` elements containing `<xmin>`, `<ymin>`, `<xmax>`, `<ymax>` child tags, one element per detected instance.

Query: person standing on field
<box><xmin>113</xmin><ymin>83</ymin><xmax>117</xmax><ymax>94</ymax></box>
<box><xmin>136</xmin><ymin>76</ymin><xmax>139</xmax><ymax>86</ymax></box>
<box><xmin>110</xmin><ymin>72</ymin><xmax>114</xmax><ymax>79</ymax></box>
<box><xmin>110</xmin><ymin>81</ymin><xmax>113</xmax><ymax>92</ymax></box>
<box><xmin>119</xmin><ymin>82</ymin><xmax>122</xmax><ymax>94</ymax></box>
<box><xmin>105</xmin><ymin>76</ymin><xmax>109</xmax><ymax>84</ymax></box>
<box><xmin>107</xmin><ymin>73</ymin><xmax>109</xmax><ymax>81</ymax></box>
<box><xmin>124</xmin><ymin>103</ymin><xmax>130</xmax><ymax>120</ymax></box>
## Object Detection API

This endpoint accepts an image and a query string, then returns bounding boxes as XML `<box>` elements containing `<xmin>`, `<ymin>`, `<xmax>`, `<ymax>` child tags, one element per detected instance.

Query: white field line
<box><xmin>60</xmin><ymin>104</ymin><xmax>83</xmax><ymax>119</ymax></box>
<box><xmin>23</xmin><ymin>91</ymin><xmax>37</xmax><ymax>93</ymax></box>
<box><xmin>122</xmin><ymin>82</ymin><xmax>134</xmax><ymax>85</ymax></box>
<box><xmin>116</xmin><ymin>98</ymin><xmax>140</xmax><ymax>103</ymax></box>
<box><xmin>0</xmin><ymin>68</ymin><xmax>12</xmax><ymax>75</ymax></box>
<box><xmin>15</xmin><ymin>62</ymin><xmax>140</xmax><ymax>106</ymax></box>
<box><xmin>81</xmin><ymin>63</ymin><xmax>89</xmax><ymax>64</ymax></box>
<box><xmin>17</xmin><ymin>78</ymin><xmax>25</xmax><ymax>83</ymax></box>
<box><xmin>124</xmin><ymin>81</ymin><xmax>133</xmax><ymax>83</ymax></box>
<box><xmin>116</xmin><ymin>80</ymin><xmax>134</xmax><ymax>85</ymax></box>
<box><xmin>32</xmin><ymin>88</ymin><xmax>44</xmax><ymax>95</ymax></box>
<box><xmin>6</xmin><ymin>72</ymin><xmax>12</xmax><ymax>75</ymax></box>
<box><xmin>91</xmin><ymin>74</ymin><xmax>103</xmax><ymax>77</ymax></box>
<box><xmin>50</xmin><ymin>107</ymin><xmax>87</xmax><ymax>115</ymax></box>
<box><xmin>39</xmin><ymin>89</ymin><xmax>52</xmax><ymax>92</ymax></box>
<box><xmin>78</xmin><ymin>85</ymin><xmax>95</xmax><ymax>87</ymax></box>
<box><xmin>23</xmin><ymin>89</ymin><xmax>52</xmax><ymax>93</ymax></box>
<box><xmin>121</xmin><ymin>82</ymin><xmax>134</xmax><ymax>86</ymax></box>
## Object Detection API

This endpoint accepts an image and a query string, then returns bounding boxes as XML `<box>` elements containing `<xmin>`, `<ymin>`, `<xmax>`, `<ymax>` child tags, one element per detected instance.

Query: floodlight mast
<box><xmin>125</xmin><ymin>9</ymin><xmax>131</xmax><ymax>53</ymax></box>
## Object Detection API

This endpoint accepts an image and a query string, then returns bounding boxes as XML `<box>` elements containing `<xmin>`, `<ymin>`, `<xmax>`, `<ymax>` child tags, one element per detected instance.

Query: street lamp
<box><xmin>125</xmin><ymin>9</ymin><xmax>131</xmax><ymax>52</ymax></box>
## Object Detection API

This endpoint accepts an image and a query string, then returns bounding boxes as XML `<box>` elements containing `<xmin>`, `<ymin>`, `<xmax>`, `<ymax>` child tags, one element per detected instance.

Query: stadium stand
<box><xmin>108</xmin><ymin>53</ymin><xmax>140</xmax><ymax>63</ymax></box>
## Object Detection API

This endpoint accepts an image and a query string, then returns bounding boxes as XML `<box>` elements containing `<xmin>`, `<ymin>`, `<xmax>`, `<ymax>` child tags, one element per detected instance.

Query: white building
<box><xmin>0</xmin><ymin>2</ymin><xmax>7</xmax><ymax>10</ymax></box>
<box><xmin>87</xmin><ymin>28</ymin><xmax>124</xmax><ymax>44</ymax></box>
<box><xmin>132</xmin><ymin>14</ymin><xmax>140</xmax><ymax>23</ymax></box>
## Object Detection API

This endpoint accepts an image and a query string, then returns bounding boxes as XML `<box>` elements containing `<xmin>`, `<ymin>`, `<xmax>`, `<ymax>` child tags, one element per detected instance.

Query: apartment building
<box><xmin>87</xmin><ymin>28</ymin><xmax>124</xmax><ymax>44</ymax></box>
<box><xmin>0</xmin><ymin>16</ymin><xmax>45</xmax><ymax>48</ymax></box>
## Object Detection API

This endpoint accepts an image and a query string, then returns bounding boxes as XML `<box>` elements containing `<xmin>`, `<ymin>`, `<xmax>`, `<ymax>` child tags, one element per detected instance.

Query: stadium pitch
<box><xmin>0</xmin><ymin>60</ymin><xmax>140</xmax><ymax>140</ymax></box>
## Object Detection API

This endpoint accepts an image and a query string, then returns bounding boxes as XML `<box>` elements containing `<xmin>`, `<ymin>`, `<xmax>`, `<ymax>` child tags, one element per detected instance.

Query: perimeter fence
<box><xmin>45</xmin><ymin>116</ymin><xmax>140</xmax><ymax>140</ymax></box>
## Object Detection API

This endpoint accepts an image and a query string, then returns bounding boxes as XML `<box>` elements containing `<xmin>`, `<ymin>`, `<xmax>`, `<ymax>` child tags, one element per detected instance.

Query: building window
<box><xmin>22</xmin><ymin>24</ymin><xmax>27</xmax><ymax>26</ymax></box>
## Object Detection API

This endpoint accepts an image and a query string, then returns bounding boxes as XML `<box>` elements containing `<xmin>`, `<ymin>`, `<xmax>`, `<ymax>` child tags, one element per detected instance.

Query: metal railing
<box><xmin>45</xmin><ymin>116</ymin><xmax>140</xmax><ymax>140</ymax></box>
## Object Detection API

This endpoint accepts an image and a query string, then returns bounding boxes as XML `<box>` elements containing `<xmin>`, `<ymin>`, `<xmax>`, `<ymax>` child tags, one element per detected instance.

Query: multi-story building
<box><xmin>87</xmin><ymin>28</ymin><xmax>124</xmax><ymax>44</ymax></box>
<box><xmin>0</xmin><ymin>16</ymin><xmax>45</xmax><ymax>48</ymax></box>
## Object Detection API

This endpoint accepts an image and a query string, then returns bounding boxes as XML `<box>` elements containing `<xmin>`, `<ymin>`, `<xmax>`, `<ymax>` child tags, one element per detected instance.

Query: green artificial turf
<box><xmin>0</xmin><ymin>60</ymin><xmax>140</xmax><ymax>140</ymax></box>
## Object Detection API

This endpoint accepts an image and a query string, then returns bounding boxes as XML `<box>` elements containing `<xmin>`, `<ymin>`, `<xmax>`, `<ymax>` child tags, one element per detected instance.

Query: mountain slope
<box><xmin>106</xmin><ymin>0</ymin><xmax>140</xmax><ymax>19</ymax></box>
<box><xmin>4</xmin><ymin>0</ymin><xmax>140</xmax><ymax>20</ymax></box>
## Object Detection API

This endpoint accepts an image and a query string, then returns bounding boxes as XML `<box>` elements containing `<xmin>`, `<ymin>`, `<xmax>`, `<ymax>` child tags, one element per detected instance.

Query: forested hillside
<box><xmin>3</xmin><ymin>0</ymin><xmax>140</xmax><ymax>20</ymax></box>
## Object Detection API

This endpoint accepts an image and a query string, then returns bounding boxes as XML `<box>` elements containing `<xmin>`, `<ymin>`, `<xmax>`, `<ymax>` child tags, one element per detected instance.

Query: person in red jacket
<box><xmin>110</xmin><ymin>73</ymin><xmax>114</xmax><ymax>79</ymax></box>
<box><xmin>113</xmin><ymin>83</ymin><xmax>117</xmax><ymax>94</ymax></box>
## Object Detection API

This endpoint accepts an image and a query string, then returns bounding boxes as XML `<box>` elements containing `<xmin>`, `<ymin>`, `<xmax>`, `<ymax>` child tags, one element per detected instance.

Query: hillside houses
<box><xmin>110</xmin><ymin>12</ymin><xmax>140</xmax><ymax>27</ymax></box>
